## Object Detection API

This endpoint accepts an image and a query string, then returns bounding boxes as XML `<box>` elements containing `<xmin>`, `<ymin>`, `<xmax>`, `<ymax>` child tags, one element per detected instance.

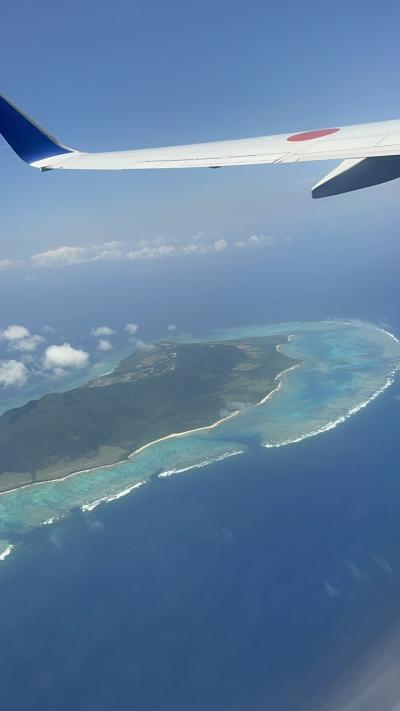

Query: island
<box><xmin>0</xmin><ymin>336</ymin><xmax>298</xmax><ymax>492</ymax></box>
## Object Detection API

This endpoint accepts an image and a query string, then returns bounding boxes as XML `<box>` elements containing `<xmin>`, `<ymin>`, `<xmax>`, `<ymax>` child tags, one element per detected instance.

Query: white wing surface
<box><xmin>2</xmin><ymin>93</ymin><xmax>400</xmax><ymax>197</ymax></box>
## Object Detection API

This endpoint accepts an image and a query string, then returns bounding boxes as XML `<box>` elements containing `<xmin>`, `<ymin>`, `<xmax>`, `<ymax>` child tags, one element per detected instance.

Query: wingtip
<box><xmin>0</xmin><ymin>93</ymin><xmax>73</xmax><ymax>165</ymax></box>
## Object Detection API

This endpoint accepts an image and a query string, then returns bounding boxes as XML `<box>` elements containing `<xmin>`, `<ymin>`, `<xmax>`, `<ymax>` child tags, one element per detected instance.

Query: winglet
<box><xmin>0</xmin><ymin>93</ymin><xmax>73</xmax><ymax>165</ymax></box>
<box><xmin>312</xmin><ymin>156</ymin><xmax>400</xmax><ymax>198</ymax></box>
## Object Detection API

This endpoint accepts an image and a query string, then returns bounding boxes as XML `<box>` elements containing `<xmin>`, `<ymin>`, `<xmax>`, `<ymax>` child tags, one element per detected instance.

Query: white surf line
<box><xmin>0</xmin><ymin>543</ymin><xmax>14</xmax><ymax>562</ymax></box>
<box><xmin>260</xmin><ymin>325</ymin><xmax>400</xmax><ymax>448</ymax></box>
<box><xmin>264</xmin><ymin>364</ymin><xmax>400</xmax><ymax>449</ymax></box>
<box><xmin>42</xmin><ymin>515</ymin><xmax>64</xmax><ymax>525</ymax></box>
<box><xmin>378</xmin><ymin>327</ymin><xmax>400</xmax><ymax>344</ymax></box>
<box><xmin>159</xmin><ymin>450</ymin><xmax>244</xmax><ymax>478</ymax></box>
<box><xmin>80</xmin><ymin>480</ymin><xmax>146</xmax><ymax>512</ymax></box>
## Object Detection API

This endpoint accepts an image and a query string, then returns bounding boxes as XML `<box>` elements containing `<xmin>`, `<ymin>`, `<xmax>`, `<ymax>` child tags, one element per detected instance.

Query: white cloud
<box><xmin>43</xmin><ymin>343</ymin><xmax>89</xmax><ymax>371</ymax></box>
<box><xmin>0</xmin><ymin>259</ymin><xmax>16</xmax><ymax>270</ymax></box>
<box><xmin>234</xmin><ymin>234</ymin><xmax>275</xmax><ymax>249</ymax></box>
<box><xmin>1</xmin><ymin>325</ymin><xmax>31</xmax><ymax>341</ymax></box>
<box><xmin>10</xmin><ymin>334</ymin><xmax>45</xmax><ymax>352</ymax></box>
<box><xmin>32</xmin><ymin>246</ymin><xmax>89</xmax><ymax>268</ymax></box>
<box><xmin>91</xmin><ymin>241</ymin><xmax>124</xmax><ymax>262</ymax></box>
<box><xmin>372</xmin><ymin>555</ymin><xmax>394</xmax><ymax>575</ymax></box>
<box><xmin>345</xmin><ymin>559</ymin><xmax>368</xmax><ymax>582</ymax></box>
<box><xmin>168</xmin><ymin>324</ymin><xmax>177</xmax><ymax>332</ymax></box>
<box><xmin>134</xmin><ymin>339</ymin><xmax>154</xmax><ymax>351</ymax></box>
<box><xmin>30</xmin><ymin>242</ymin><xmax>125</xmax><ymax>268</ymax></box>
<box><xmin>125</xmin><ymin>323</ymin><xmax>139</xmax><ymax>336</ymax></box>
<box><xmin>97</xmin><ymin>339</ymin><xmax>113</xmax><ymax>352</ymax></box>
<box><xmin>0</xmin><ymin>360</ymin><xmax>29</xmax><ymax>387</ymax></box>
<box><xmin>180</xmin><ymin>243</ymin><xmax>205</xmax><ymax>255</ymax></box>
<box><xmin>324</xmin><ymin>581</ymin><xmax>340</xmax><ymax>598</ymax></box>
<box><xmin>249</xmin><ymin>234</ymin><xmax>274</xmax><ymax>246</ymax></box>
<box><xmin>1</xmin><ymin>325</ymin><xmax>45</xmax><ymax>353</ymax></box>
<box><xmin>0</xmin><ymin>234</ymin><xmax>278</xmax><ymax>273</ymax></box>
<box><xmin>91</xmin><ymin>326</ymin><xmax>115</xmax><ymax>337</ymax></box>
<box><xmin>126</xmin><ymin>244</ymin><xmax>176</xmax><ymax>260</ymax></box>
<box><xmin>214</xmin><ymin>239</ymin><xmax>227</xmax><ymax>251</ymax></box>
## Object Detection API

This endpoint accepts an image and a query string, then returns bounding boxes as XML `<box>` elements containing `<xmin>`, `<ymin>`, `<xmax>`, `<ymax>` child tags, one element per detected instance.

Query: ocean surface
<box><xmin>1</xmin><ymin>374</ymin><xmax>400</xmax><ymax>710</ymax></box>
<box><xmin>1</xmin><ymin>314</ymin><xmax>400</xmax><ymax>709</ymax></box>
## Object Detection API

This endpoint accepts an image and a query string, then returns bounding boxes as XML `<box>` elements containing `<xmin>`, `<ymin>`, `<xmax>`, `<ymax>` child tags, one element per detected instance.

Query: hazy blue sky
<box><xmin>1</xmin><ymin>0</ymin><xmax>400</xmax><ymax>255</ymax></box>
<box><xmin>1</xmin><ymin>0</ymin><xmax>400</xmax><ymax>393</ymax></box>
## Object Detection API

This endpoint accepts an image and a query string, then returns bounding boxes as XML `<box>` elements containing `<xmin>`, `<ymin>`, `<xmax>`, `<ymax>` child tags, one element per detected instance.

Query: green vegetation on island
<box><xmin>0</xmin><ymin>336</ymin><xmax>298</xmax><ymax>492</ymax></box>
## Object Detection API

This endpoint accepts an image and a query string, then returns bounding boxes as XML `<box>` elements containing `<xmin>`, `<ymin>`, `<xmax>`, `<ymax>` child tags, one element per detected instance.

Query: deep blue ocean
<box><xmin>1</xmin><ymin>385</ymin><xmax>400</xmax><ymax>710</ymax></box>
<box><xmin>1</xmin><ymin>234</ymin><xmax>400</xmax><ymax>710</ymax></box>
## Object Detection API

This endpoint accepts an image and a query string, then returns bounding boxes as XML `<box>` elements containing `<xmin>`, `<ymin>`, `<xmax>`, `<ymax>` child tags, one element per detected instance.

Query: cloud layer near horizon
<box><xmin>0</xmin><ymin>235</ymin><xmax>275</xmax><ymax>271</ymax></box>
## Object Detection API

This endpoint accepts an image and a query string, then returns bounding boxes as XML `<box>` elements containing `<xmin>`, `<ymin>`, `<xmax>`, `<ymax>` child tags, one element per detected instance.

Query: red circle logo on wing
<box><xmin>287</xmin><ymin>128</ymin><xmax>340</xmax><ymax>142</ymax></box>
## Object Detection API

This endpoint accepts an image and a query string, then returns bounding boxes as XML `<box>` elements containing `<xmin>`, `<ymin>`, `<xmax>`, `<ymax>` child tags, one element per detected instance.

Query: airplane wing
<box><xmin>1</xmin><ymin>93</ymin><xmax>400</xmax><ymax>198</ymax></box>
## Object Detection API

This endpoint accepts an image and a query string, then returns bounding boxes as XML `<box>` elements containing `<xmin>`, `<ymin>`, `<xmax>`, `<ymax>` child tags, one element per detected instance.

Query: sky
<box><xmin>1</xmin><ymin>0</ymin><xmax>400</xmax><ymax>255</ymax></box>
<box><xmin>1</xmin><ymin>0</ymin><xmax>400</xmax><ymax>390</ymax></box>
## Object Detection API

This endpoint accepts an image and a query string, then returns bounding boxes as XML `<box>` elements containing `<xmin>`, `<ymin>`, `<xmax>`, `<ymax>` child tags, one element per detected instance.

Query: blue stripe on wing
<box><xmin>0</xmin><ymin>94</ymin><xmax>72</xmax><ymax>164</ymax></box>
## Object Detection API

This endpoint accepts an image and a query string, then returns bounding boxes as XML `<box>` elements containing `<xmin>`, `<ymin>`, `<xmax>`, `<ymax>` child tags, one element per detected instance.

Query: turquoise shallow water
<box><xmin>1</xmin><ymin>319</ymin><xmax>399</xmax><ymax>557</ymax></box>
